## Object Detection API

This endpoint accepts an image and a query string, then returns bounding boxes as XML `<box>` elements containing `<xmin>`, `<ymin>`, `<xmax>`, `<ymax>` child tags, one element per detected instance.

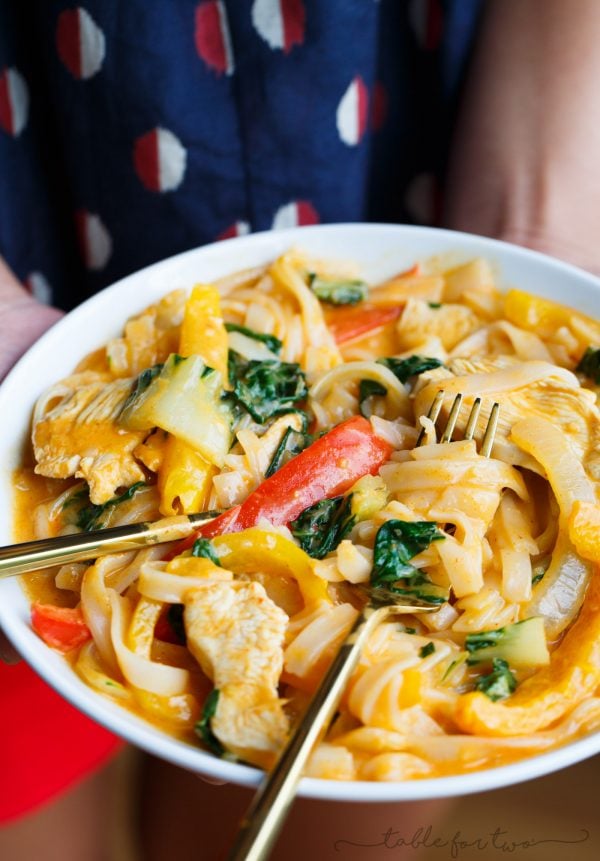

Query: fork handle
<box><xmin>226</xmin><ymin>604</ymin><xmax>388</xmax><ymax>861</ymax></box>
<box><xmin>0</xmin><ymin>512</ymin><xmax>216</xmax><ymax>579</ymax></box>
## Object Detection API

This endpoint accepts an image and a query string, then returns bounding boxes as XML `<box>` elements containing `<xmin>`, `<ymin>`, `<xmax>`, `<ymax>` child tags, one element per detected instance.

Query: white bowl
<box><xmin>1</xmin><ymin>223</ymin><xmax>599</xmax><ymax>801</ymax></box>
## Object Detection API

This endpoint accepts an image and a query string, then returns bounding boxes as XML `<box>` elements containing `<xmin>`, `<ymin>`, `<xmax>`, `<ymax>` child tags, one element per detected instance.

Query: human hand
<box><xmin>0</xmin><ymin>632</ymin><xmax>20</xmax><ymax>664</ymax></box>
<box><xmin>444</xmin><ymin>0</ymin><xmax>600</xmax><ymax>277</ymax></box>
<box><xmin>0</xmin><ymin>257</ymin><xmax>62</xmax><ymax>663</ymax></box>
<box><xmin>0</xmin><ymin>257</ymin><xmax>63</xmax><ymax>381</ymax></box>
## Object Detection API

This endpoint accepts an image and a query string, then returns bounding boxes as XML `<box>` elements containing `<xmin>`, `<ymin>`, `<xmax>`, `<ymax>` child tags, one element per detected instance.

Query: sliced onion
<box><xmin>525</xmin><ymin>535</ymin><xmax>593</xmax><ymax>639</ymax></box>
<box><xmin>110</xmin><ymin>592</ymin><xmax>190</xmax><ymax>696</ymax></box>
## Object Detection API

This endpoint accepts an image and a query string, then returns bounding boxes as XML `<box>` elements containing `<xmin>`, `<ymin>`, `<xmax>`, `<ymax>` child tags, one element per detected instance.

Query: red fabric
<box><xmin>0</xmin><ymin>660</ymin><xmax>122</xmax><ymax>823</ymax></box>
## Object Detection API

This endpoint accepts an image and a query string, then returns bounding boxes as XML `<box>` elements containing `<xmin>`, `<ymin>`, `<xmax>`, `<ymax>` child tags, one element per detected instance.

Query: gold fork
<box><xmin>226</xmin><ymin>394</ymin><xmax>501</xmax><ymax>861</ymax></box>
<box><xmin>0</xmin><ymin>512</ymin><xmax>219</xmax><ymax>580</ymax></box>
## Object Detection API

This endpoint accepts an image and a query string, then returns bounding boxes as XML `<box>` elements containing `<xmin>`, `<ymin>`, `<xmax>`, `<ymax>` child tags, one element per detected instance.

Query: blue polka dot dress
<box><xmin>0</xmin><ymin>0</ymin><xmax>483</xmax><ymax>310</ymax></box>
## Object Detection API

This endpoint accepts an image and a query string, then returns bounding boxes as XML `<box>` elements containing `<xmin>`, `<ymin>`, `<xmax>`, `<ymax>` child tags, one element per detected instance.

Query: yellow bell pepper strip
<box><xmin>454</xmin><ymin>568</ymin><xmax>600</xmax><ymax>737</ymax></box>
<box><xmin>170</xmin><ymin>416</ymin><xmax>394</xmax><ymax>550</ymax></box>
<box><xmin>569</xmin><ymin>500</ymin><xmax>600</xmax><ymax>564</ymax></box>
<box><xmin>504</xmin><ymin>289</ymin><xmax>600</xmax><ymax>356</ymax></box>
<box><xmin>178</xmin><ymin>284</ymin><xmax>229</xmax><ymax>382</ymax></box>
<box><xmin>212</xmin><ymin>529</ymin><xmax>330</xmax><ymax>607</ymax></box>
<box><xmin>158</xmin><ymin>437</ymin><xmax>215</xmax><ymax>516</ymax></box>
<box><xmin>158</xmin><ymin>284</ymin><xmax>228</xmax><ymax>515</ymax></box>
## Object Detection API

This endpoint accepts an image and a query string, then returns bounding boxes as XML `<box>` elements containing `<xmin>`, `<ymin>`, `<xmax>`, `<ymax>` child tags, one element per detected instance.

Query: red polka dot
<box><xmin>272</xmin><ymin>201</ymin><xmax>319</xmax><ymax>230</ymax></box>
<box><xmin>252</xmin><ymin>0</ymin><xmax>306</xmax><ymax>53</ymax></box>
<box><xmin>56</xmin><ymin>8</ymin><xmax>105</xmax><ymax>80</ymax></box>
<box><xmin>133</xmin><ymin>128</ymin><xmax>187</xmax><ymax>193</ymax></box>
<box><xmin>195</xmin><ymin>1</ymin><xmax>234</xmax><ymax>76</ymax></box>
<box><xmin>336</xmin><ymin>76</ymin><xmax>369</xmax><ymax>146</ymax></box>
<box><xmin>134</xmin><ymin>130</ymin><xmax>160</xmax><ymax>192</ymax></box>
<box><xmin>218</xmin><ymin>221</ymin><xmax>250</xmax><ymax>240</ymax></box>
<box><xmin>75</xmin><ymin>209</ymin><xmax>112</xmax><ymax>270</ymax></box>
<box><xmin>0</xmin><ymin>67</ymin><xmax>29</xmax><ymax>137</ymax></box>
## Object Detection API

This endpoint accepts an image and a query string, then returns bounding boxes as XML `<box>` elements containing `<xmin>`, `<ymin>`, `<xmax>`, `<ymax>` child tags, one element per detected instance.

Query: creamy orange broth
<box><xmin>14</xmin><ymin>468</ymin><xmax>76</xmax><ymax>608</ymax></box>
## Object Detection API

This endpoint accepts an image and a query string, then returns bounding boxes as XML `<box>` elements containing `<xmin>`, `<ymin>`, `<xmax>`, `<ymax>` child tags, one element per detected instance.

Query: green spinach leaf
<box><xmin>370</xmin><ymin>520</ymin><xmax>447</xmax><ymax>605</ymax></box>
<box><xmin>474</xmin><ymin>658</ymin><xmax>517</xmax><ymax>702</ymax></box>
<box><xmin>290</xmin><ymin>495</ymin><xmax>356</xmax><ymax>559</ymax></box>
<box><xmin>372</xmin><ymin>520</ymin><xmax>445</xmax><ymax>584</ymax></box>
<box><xmin>194</xmin><ymin>689</ymin><xmax>224</xmax><ymax>756</ymax></box>
<box><xmin>377</xmin><ymin>355</ymin><xmax>443</xmax><ymax>384</ymax></box>
<box><xmin>191</xmin><ymin>538</ymin><xmax>222</xmax><ymax>567</ymax></box>
<box><xmin>576</xmin><ymin>347</ymin><xmax>600</xmax><ymax>384</ymax></box>
<box><xmin>227</xmin><ymin>352</ymin><xmax>308</xmax><ymax>424</ymax></box>
<box><xmin>419</xmin><ymin>642</ymin><xmax>436</xmax><ymax>658</ymax></box>
<box><xmin>358</xmin><ymin>379</ymin><xmax>388</xmax><ymax>418</ymax></box>
<box><xmin>265</xmin><ymin>426</ymin><xmax>312</xmax><ymax>478</ymax></box>
<box><xmin>225</xmin><ymin>323</ymin><xmax>282</xmax><ymax>355</ymax></box>
<box><xmin>121</xmin><ymin>363</ymin><xmax>164</xmax><ymax>414</ymax></box>
<box><xmin>76</xmin><ymin>481</ymin><xmax>147</xmax><ymax>531</ymax></box>
<box><xmin>308</xmin><ymin>273</ymin><xmax>368</xmax><ymax>306</ymax></box>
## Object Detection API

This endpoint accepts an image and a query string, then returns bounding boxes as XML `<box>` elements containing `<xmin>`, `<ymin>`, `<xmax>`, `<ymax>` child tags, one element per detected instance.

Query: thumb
<box><xmin>0</xmin><ymin>630</ymin><xmax>21</xmax><ymax>664</ymax></box>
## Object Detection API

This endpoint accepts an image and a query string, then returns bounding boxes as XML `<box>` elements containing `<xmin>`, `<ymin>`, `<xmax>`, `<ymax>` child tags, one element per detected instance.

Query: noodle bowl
<box><xmin>1</xmin><ymin>225</ymin><xmax>599</xmax><ymax>799</ymax></box>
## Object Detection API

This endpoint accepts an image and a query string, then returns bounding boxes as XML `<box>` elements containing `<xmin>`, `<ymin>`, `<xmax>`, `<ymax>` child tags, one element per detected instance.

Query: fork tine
<box><xmin>463</xmin><ymin>397</ymin><xmax>482</xmax><ymax>441</ymax></box>
<box><xmin>439</xmin><ymin>393</ymin><xmax>463</xmax><ymax>443</ymax></box>
<box><xmin>480</xmin><ymin>401</ymin><xmax>500</xmax><ymax>458</ymax></box>
<box><xmin>415</xmin><ymin>389</ymin><xmax>444</xmax><ymax>447</ymax></box>
<box><xmin>417</xmin><ymin>393</ymin><xmax>500</xmax><ymax>455</ymax></box>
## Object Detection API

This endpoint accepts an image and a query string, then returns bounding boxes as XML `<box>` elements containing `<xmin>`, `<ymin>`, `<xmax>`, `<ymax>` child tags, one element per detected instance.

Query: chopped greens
<box><xmin>227</xmin><ymin>351</ymin><xmax>308</xmax><ymax>424</ymax></box>
<box><xmin>419</xmin><ymin>642</ymin><xmax>436</xmax><ymax>658</ymax></box>
<box><xmin>75</xmin><ymin>481</ymin><xmax>147</xmax><ymax>531</ymax></box>
<box><xmin>290</xmin><ymin>495</ymin><xmax>356</xmax><ymax>559</ymax></box>
<box><xmin>119</xmin><ymin>354</ymin><xmax>232</xmax><ymax>466</ymax></box>
<box><xmin>377</xmin><ymin>575</ymin><xmax>449</xmax><ymax>605</ymax></box>
<box><xmin>576</xmin><ymin>346</ymin><xmax>600</xmax><ymax>384</ymax></box>
<box><xmin>428</xmin><ymin>302</ymin><xmax>442</xmax><ymax>309</ymax></box>
<box><xmin>191</xmin><ymin>538</ymin><xmax>222</xmax><ymax>567</ymax></box>
<box><xmin>308</xmin><ymin>273</ymin><xmax>368</xmax><ymax>306</ymax></box>
<box><xmin>265</xmin><ymin>426</ymin><xmax>312</xmax><ymax>478</ymax></box>
<box><xmin>370</xmin><ymin>519</ymin><xmax>447</xmax><ymax>605</ymax></box>
<box><xmin>372</xmin><ymin>520</ymin><xmax>445</xmax><ymax>584</ymax></box>
<box><xmin>358</xmin><ymin>379</ymin><xmax>388</xmax><ymax>417</ymax></box>
<box><xmin>474</xmin><ymin>658</ymin><xmax>517</xmax><ymax>702</ymax></box>
<box><xmin>120</xmin><ymin>363</ymin><xmax>164</xmax><ymax>415</ymax></box>
<box><xmin>377</xmin><ymin>355</ymin><xmax>444</xmax><ymax>384</ymax></box>
<box><xmin>166</xmin><ymin>604</ymin><xmax>186</xmax><ymax>644</ymax></box>
<box><xmin>465</xmin><ymin>617</ymin><xmax>549</xmax><ymax>668</ymax></box>
<box><xmin>224</xmin><ymin>323</ymin><xmax>282</xmax><ymax>355</ymax></box>
<box><xmin>195</xmin><ymin>689</ymin><xmax>224</xmax><ymax>756</ymax></box>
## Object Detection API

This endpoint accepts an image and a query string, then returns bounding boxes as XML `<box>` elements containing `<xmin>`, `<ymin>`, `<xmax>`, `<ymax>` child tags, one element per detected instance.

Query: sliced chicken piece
<box><xmin>32</xmin><ymin>372</ymin><xmax>146</xmax><ymax>504</ymax></box>
<box><xmin>105</xmin><ymin>289</ymin><xmax>186</xmax><ymax>378</ymax></box>
<box><xmin>184</xmin><ymin>580</ymin><xmax>289</xmax><ymax>766</ymax></box>
<box><xmin>414</xmin><ymin>357</ymin><xmax>600</xmax><ymax>479</ymax></box>
<box><xmin>397</xmin><ymin>298</ymin><xmax>482</xmax><ymax>352</ymax></box>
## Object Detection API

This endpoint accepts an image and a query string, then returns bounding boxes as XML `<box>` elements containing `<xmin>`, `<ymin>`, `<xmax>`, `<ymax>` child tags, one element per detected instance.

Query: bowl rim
<box><xmin>1</xmin><ymin>221</ymin><xmax>600</xmax><ymax>802</ymax></box>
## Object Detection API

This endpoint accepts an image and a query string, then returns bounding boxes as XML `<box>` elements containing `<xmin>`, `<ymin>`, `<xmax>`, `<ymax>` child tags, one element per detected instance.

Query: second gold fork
<box><xmin>226</xmin><ymin>394</ymin><xmax>501</xmax><ymax>861</ymax></box>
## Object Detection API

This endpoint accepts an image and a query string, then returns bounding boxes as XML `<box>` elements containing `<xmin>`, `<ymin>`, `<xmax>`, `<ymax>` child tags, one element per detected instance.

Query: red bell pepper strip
<box><xmin>170</xmin><ymin>416</ymin><xmax>393</xmax><ymax>553</ymax></box>
<box><xmin>31</xmin><ymin>603</ymin><xmax>91</xmax><ymax>653</ymax></box>
<box><xmin>326</xmin><ymin>304</ymin><xmax>402</xmax><ymax>344</ymax></box>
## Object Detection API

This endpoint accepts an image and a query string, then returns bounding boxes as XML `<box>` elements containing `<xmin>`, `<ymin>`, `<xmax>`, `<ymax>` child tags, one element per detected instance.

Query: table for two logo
<box><xmin>333</xmin><ymin>825</ymin><xmax>591</xmax><ymax>858</ymax></box>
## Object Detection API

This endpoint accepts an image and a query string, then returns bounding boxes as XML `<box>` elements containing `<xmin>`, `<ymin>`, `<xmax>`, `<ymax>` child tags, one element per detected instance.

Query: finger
<box><xmin>0</xmin><ymin>631</ymin><xmax>21</xmax><ymax>664</ymax></box>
